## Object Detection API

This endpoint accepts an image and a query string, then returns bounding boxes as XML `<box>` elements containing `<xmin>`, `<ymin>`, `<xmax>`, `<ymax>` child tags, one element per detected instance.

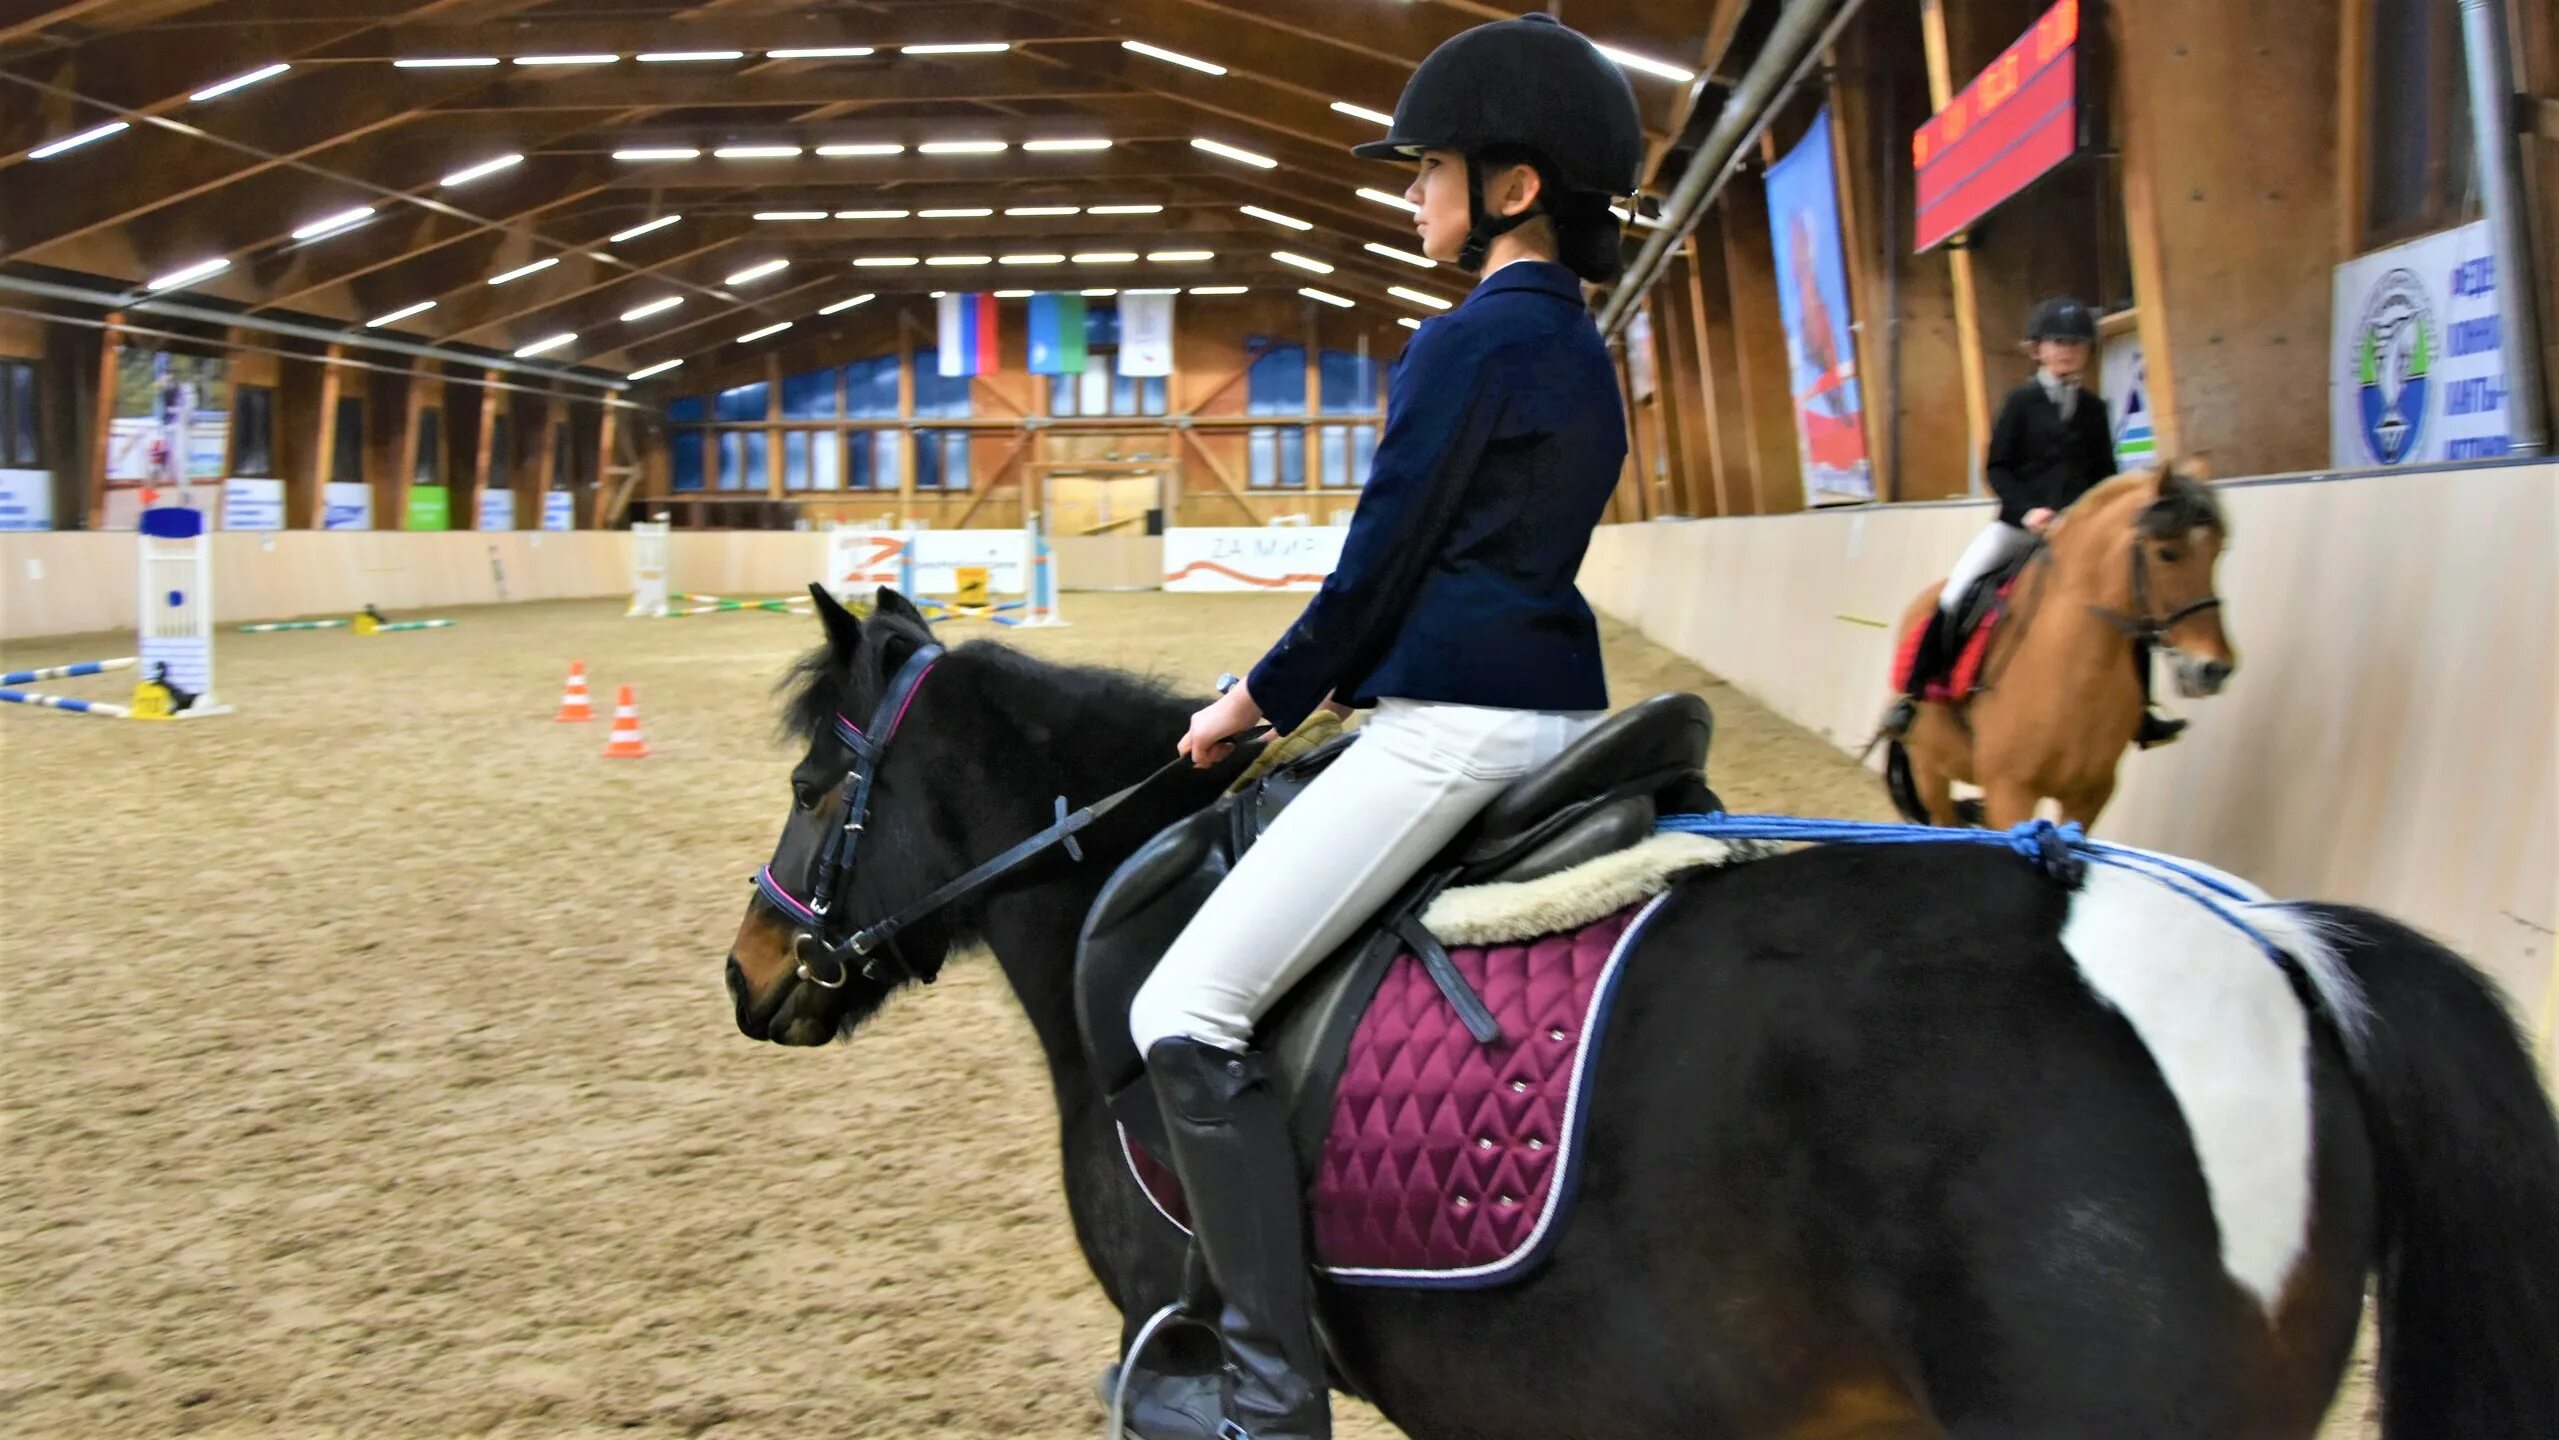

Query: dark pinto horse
<box><xmin>723</xmin><ymin>587</ymin><xmax>2559</xmax><ymax>1439</ymax></box>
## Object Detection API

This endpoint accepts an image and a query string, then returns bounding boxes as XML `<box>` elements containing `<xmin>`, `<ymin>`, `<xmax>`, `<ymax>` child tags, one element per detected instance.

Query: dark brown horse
<box><xmin>723</xmin><ymin>587</ymin><xmax>2559</xmax><ymax>1438</ymax></box>
<box><xmin>1889</xmin><ymin>468</ymin><xmax>2234</xmax><ymax>831</ymax></box>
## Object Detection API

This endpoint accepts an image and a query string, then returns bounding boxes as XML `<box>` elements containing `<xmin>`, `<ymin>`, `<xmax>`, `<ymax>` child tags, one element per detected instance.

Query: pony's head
<box><xmin>2126</xmin><ymin>464</ymin><xmax>2237</xmax><ymax>697</ymax></box>
<box><xmin>725</xmin><ymin>585</ymin><xmax>958</xmax><ymax>1046</ymax></box>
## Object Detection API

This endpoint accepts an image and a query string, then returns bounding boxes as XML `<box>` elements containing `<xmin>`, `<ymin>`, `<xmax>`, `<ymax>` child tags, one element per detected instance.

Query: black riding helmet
<box><xmin>1353</xmin><ymin>13</ymin><xmax>1644</xmax><ymax>275</ymax></box>
<box><xmin>2026</xmin><ymin>296</ymin><xmax>2099</xmax><ymax>343</ymax></box>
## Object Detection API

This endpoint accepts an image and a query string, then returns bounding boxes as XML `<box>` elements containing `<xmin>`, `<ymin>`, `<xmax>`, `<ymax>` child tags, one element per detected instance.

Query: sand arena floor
<box><xmin>0</xmin><ymin>591</ymin><xmax>2371</xmax><ymax>1438</ymax></box>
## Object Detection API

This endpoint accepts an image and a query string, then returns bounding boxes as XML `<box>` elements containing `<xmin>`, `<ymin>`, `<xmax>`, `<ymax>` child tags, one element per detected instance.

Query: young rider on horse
<box><xmin>1896</xmin><ymin>296</ymin><xmax>2185</xmax><ymax>748</ymax></box>
<box><xmin>1122</xmin><ymin>16</ymin><xmax>1643</xmax><ymax>1440</ymax></box>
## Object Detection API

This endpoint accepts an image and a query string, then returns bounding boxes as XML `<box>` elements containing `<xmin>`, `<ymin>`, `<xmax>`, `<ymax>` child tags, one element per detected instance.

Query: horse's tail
<box><xmin>1881</xmin><ymin>740</ymin><xmax>1929</xmax><ymax>824</ymax></box>
<box><xmin>2278</xmin><ymin>902</ymin><xmax>2559</xmax><ymax>1437</ymax></box>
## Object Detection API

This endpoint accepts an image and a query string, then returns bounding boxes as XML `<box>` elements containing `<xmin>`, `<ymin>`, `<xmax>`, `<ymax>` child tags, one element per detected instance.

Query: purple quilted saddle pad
<box><xmin>1123</xmin><ymin>892</ymin><xmax>1668</xmax><ymax>1288</ymax></box>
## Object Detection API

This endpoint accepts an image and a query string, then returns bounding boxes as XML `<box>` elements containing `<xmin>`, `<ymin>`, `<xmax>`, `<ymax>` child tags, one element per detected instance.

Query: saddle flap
<box><xmin>1462</xmin><ymin>693</ymin><xmax>1712</xmax><ymax>867</ymax></box>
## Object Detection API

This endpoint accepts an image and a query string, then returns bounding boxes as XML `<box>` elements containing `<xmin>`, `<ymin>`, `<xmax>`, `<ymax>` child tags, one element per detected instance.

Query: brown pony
<box><xmin>1886</xmin><ymin>467</ymin><xmax>2235</xmax><ymax>830</ymax></box>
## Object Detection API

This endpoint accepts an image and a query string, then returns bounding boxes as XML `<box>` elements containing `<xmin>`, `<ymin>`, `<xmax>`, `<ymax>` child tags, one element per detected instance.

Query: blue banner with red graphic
<box><xmin>1765</xmin><ymin>106</ymin><xmax>1874</xmax><ymax>503</ymax></box>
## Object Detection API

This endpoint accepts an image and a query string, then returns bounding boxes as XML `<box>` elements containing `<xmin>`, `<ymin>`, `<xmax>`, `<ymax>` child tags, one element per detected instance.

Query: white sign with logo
<box><xmin>541</xmin><ymin>490</ymin><xmax>576</xmax><ymax>532</ymax></box>
<box><xmin>0</xmin><ymin>468</ymin><xmax>52</xmax><ymax>531</ymax></box>
<box><xmin>1162</xmin><ymin>526</ymin><xmax>1350</xmax><ymax>593</ymax></box>
<box><xmin>221</xmin><ymin>477</ymin><xmax>284</xmax><ymax>531</ymax></box>
<box><xmin>2099</xmin><ymin>331</ymin><xmax>2157</xmax><ymax>469</ymax></box>
<box><xmin>2331</xmin><ymin>219</ymin><xmax>2511</xmax><ymax>467</ymax></box>
<box><xmin>476</xmin><ymin>488</ymin><xmax>516</xmax><ymax>531</ymax></box>
<box><xmin>322</xmin><ymin>481</ymin><xmax>373</xmax><ymax>530</ymax></box>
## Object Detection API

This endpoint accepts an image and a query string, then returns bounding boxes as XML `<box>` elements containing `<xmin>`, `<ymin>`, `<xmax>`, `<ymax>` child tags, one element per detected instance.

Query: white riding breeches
<box><xmin>1941</xmin><ymin>521</ymin><xmax>2035</xmax><ymax>613</ymax></box>
<box><xmin>1127</xmin><ymin>699</ymin><xmax>1603</xmax><ymax>1057</ymax></box>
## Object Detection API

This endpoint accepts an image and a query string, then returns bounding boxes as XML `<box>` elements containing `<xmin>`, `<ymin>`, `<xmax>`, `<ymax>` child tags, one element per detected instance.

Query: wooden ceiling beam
<box><xmin>426</xmin><ymin>55</ymin><xmax>1130</xmax><ymax>113</ymax></box>
<box><xmin>326</xmin><ymin>4</ymin><xmax>1095</xmax><ymax>61</ymax></box>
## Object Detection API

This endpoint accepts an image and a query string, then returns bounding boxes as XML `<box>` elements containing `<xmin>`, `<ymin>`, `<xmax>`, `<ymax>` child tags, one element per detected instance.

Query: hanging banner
<box><xmin>322</xmin><ymin>481</ymin><xmax>373</xmax><ymax>530</ymax></box>
<box><xmin>1765</xmin><ymin>106</ymin><xmax>1874</xmax><ymax>503</ymax></box>
<box><xmin>1026</xmin><ymin>292</ymin><xmax>1089</xmax><ymax>374</ymax></box>
<box><xmin>220</xmin><ymin>477</ymin><xmax>282</xmax><ymax>530</ymax></box>
<box><xmin>2099</xmin><ymin>331</ymin><xmax>2157</xmax><ymax>469</ymax></box>
<box><xmin>1625</xmin><ymin>307</ymin><xmax>1657</xmax><ymax>402</ymax></box>
<box><xmin>1119</xmin><ymin>292</ymin><xmax>1176</xmax><ymax>376</ymax></box>
<box><xmin>405</xmin><ymin>484</ymin><xmax>451</xmax><ymax>531</ymax></box>
<box><xmin>541</xmin><ymin>490</ymin><xmax>576</xmax><ymax>531</ymax></box>
<box><xmin>1911</xmin><ymin>0</ymin><xmax>2082</xmax><ymax>253</ymax></box>
<box><xmin>937</xmin><ymin>292</ymin><xmax>999</xmax><ymax>377</ymax></box>
<box><xmin>2330</xmin><ymin>219</ymin><xmax>2512</xmax><ymax>468</ymax></box>
<box><xmin>0</xmin><ymin>469</ymin><xmax>52</xmax><ymax>531</ymax></box>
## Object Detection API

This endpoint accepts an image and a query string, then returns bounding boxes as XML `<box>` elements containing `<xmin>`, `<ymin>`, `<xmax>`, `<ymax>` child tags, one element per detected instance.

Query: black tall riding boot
<box><xmin>2130</xmin><ymin>641</ymin><xmax>2187</xmax><ymax>748</ymax></box>
<box><xmin>1886</xmin><ymin>609</ymin><xmax>1954</xmax><ymax>735</ymax></box>
<box><xmin>1146</xmin><ymin>1038</ymin><xmax>1331</xmax><ymax>1440</ymax></box>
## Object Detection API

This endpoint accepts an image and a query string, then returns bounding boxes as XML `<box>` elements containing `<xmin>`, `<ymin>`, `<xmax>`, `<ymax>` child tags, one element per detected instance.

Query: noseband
<box><xmin>751</xmin><ymin>643</ymin><xmax>1251</xmax><ymax>1002</ymax></box>
<box><xmin>2089</xmin><ymin>531</ymin><xmax>2221</xmax><ymax>645</ymax></box>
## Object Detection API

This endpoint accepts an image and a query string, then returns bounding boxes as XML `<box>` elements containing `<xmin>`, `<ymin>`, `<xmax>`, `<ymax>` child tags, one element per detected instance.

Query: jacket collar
<box><xmin>1461</xmin><ymin>259</ymin><xmax>1582</xmax><ymax>308</ymax></box>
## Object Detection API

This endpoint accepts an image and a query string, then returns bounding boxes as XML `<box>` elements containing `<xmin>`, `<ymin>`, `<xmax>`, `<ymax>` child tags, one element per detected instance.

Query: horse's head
<box><xmin>725</xmin><ymin>584</ymin><xmax>957</xmax><ymax>1047</ymax></box>
<box><xmin>2130</xmin><ymin>466</ymin><xmax>2236</xmax><ymax>697</ymax></box>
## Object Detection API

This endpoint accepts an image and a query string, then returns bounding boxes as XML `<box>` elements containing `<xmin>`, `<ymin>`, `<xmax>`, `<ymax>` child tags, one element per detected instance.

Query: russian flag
<box><xmin>937</xmin><ymin>292</ymin><xmax>998</xmax><ymax>377</ymax></box>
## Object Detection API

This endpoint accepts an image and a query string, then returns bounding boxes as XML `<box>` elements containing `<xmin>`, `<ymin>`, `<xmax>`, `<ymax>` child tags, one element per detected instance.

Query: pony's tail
<box><xmin>2293</xmin><ymin>903</ymin><xmax>2559</xmax><ymax>1437</ymax></box>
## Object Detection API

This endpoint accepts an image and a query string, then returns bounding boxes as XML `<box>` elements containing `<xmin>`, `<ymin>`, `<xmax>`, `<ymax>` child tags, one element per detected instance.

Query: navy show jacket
<box><xmin>1246</xmin><ymin>260</ymin><xmax>1629</xmax><ymax>735</ymax></box>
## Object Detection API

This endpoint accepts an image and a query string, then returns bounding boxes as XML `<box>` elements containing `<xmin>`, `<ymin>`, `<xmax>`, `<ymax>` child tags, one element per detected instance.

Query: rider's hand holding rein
<box><xmin>1180</xmin><ymin>683</ymin><xmax>1265</xmax><ymax>768</ymax></box>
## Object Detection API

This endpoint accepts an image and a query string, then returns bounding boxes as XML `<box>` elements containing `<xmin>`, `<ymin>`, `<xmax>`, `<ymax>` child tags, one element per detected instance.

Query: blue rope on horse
<box><xmin>1654</xmin><ymin>812</ymin><xmax>2296</xmax><ymax>964</ymax></box>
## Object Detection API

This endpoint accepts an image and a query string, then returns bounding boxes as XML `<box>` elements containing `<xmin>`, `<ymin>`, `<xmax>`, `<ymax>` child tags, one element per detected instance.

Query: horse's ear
<box><xmin>809</xmin><ymin>582</ymin><xmax>863</xmax><ymax>656</ymax></box>
<box><xmin>871</xmin><ymin>587</ymin><xmax>929</xmax><ymax>628</ymax></box>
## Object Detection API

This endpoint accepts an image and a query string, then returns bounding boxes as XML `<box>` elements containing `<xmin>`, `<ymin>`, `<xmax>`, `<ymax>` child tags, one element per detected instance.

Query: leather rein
<box><xmin>751</xmin><ymin>644</ymin><xmax>1256</xmax><ymax>999</ymax></box>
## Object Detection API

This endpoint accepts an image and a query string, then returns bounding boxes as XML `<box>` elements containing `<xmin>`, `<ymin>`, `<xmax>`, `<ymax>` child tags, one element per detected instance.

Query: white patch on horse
<box><xmin>2060</xmin><ymin>864</ymin><xmax>2314</xmax><ymax>1311</ymax></box>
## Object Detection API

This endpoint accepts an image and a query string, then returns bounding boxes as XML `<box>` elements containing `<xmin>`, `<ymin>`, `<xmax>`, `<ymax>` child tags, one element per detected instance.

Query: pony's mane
<box><xmin>776</xmin><ymin>613</ymin><xmax>1191</xmax><ymax>744</ymax></box>
<box><xmin>2074</xmin><ymin>464</ymin><xmax>2227</xmax><ymax>541</ymax></box>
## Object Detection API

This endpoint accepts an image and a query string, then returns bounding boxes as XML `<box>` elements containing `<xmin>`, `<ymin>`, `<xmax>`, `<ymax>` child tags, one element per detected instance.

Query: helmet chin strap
<box><xmin>1458</xmin><ymin>156</ymin><xmax>1543</xmax><ymax>272</ymax></box>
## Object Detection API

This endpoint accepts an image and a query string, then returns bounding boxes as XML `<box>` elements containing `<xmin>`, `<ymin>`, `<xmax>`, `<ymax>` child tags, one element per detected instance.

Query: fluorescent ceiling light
<box><xmin>1072</xmin><ymin>251</ymin><xmax>1138</xmax><ymax>264</ymax></box>
<box><xmin>1398</xmin><ymin>316</ymin><xmax>1421</xmax><ymax>330</ymax></box>
<box><xmin>1358</xmin><ymin>187</ymin><xmax>1420</xmax><ymax>214</ymax></box>
<box><xmin>1363</xmin><ymin>241</ymin><xmax>1435</xmax><ymax>269</ymax></box>
<box><xmin>999</xmin><ymin>254</ymin><xmax>1065</xmax><ymax>265</ymax></box>
<box><xmin>488</xmin><ymin>257</ymin><xmax>560</xmax><ymax>285</ymax></box>
<box><xmin>146</xmin><ymin>257</ymin><xmax>231</xmax><ymax>291</ymax></box>
<box><xmin>638</xmin><ymin>50</ymin><xmax>744</xmax><ymax>63</ymax></box>
<box><xmin>619</xmin><ymin>296</ymin><xmax>684</xmax><ymax>321</ymax></box>
<box><xmin>608</xmin><ymin>215</ymin><xmax>680</xmax><ymax>242</ymax></box>
<box><xmin>837</xmin><ymin>209</ymin><xmax>911</xmax><ymax>220</ymax></box>
<box><xmin>614</xmin><ymin>147</ymin><xmax>700</xmax><ymax>161</ymax></box>
<box><xmin>1190</xmin><ymin>137</ymin><xmax>1276</xmax><ymax>169</ymax></box>
<box><xmin>1125</xmin><ymin>287</ymin><xmax>1179</xmax><ymax>295</ymax></box>
<box><xmin>393</xmin><ymin>57</ymin><xmax>499</xmax><ymax>69</ymax></box>
<box><xmin>768</xmin><ymin>47</ymin><xmax>875</xmax><ymax>60</ymax></box>
<box><xmin>928</xmin><ymin>291</ymin><xmax>947</xmax><ymax>299</ymax></box>
<box><xmin>1388</xmin><ymin>285</ymin><xmax>1452</xmax><ymax>310</ymax></box>
<box><xmin>1004</xmin><ymin>205</ymin><xmax>1079</xmax><ymax>217</ymax></box>
<box><xmin>1080</xmin><ymin>288</ymin><xmax>1119</xmax><ymax>297</ymax></box>
<box><xmin>926</xmin><ymin>254</ymin><xmax>992</xmax><ymax>266</ymax></box>
<box><xmin>816</xmin><ymin>142</ymin><xmax>904</xmax><ymax>156</ymax></box>
<box><xmin>1329</xmin><ymin>100</ymin><xmax>1393</xmax><ymax>127</ymax></box>
<box><xmin>918</xmin><ymin>140</ymin><xmax>1007</xmax><ymax>155</ymax></box>
<box><xmin>1593</xmin><ymin>43</ymin><xmax>1695</xmax><ymax>83</ymax></box>
<box><xmin>817</xmin><ymin>294</ymin><xmax>876</xmax><ymax>314</ymax></box>
<box><xmin>1087</xmin><ymin>203</ymin><xmax>1161</xmax><ymax>216</ymax></box>
<box><xmin>514</xmin><ymin>54</ymin><xmax>617</xmax><ymax>67</ymax></box>
<box><xmin>1271</xmin><ymin>250</ymin><xmax>1333</xmax><ymax>274</ymax></box>
<box><xmin>724</xmin><ymin>259</ymin><xmax>790</xmax><ymax>284</ymax></box>
<box><xmin>994</xmin><ymin>289</ymin><xmax>1034</xmax><ymax>299</ymax></box>
<box><xmin>737</xmin><ymin>322</ymin><xmax>793</xmax><ymax>343</ymax></box>
<box><xmin>917</xmin><ymin>206</ymin><xmax>993</xmax><ymax>218</ymax></box>
<box><xmin>1023</xmin><ymin>138</ymin><xmax>1111</xmax><ymax>152</ymax></box>
<box><xmin>1188</xmin><ymin>286</ymin><xmax>1248</xmax><ymax>295</ymax></box>
<box><xmin>441</xmin><ymin>153</ymin><xmax>524</xmax><ymax>187</ymax></box>
<box><xmin>1299</xmin><ymin>287</ymin><xmax>1353</xmax><ymax>309</ymax></box>
<box><xmin>190</xmin><ymin>63</ymin><xmax>289</xmax><ymax>102</ymax></box>
<box><xmin>1122</xmin><ymin>41</ymin><xmax>1226</xmax><ymax>76</ymax></box>
<box><xmin>755</xmin><ymin>210</ymin><xmax>828</xmax><ymax>221</ymax></box>
<box><xmin>1147</xmin><ymin>250</ymin><xmax>1213</xmax><ymax>263</ymax></box>
<box><xmin>291</xmin><ymin>205</ymin><xmax>376</xmax><ymax>241</ymax></box>
<box><xmin>28</xmin><ymin>121</ymin><xmax>128</xmax><ymax>159</ymax></box>
<box><xmin>628</xmin><ymin>359</ymin><xmax>684</xmax><ymax>380</ymax></box>
<box><xmin>714</xmin><ymin>145</ymin><xmax>802</xmax><ymax>159</ymax></box>
<box><xmin>901</xmin><ymin>43</ymin><xmax>1010</xmax><ymax>55</ymax></box>
<box><xmin>512</xmin><ymin>333</ymin><xmax>577</xmax><ymax>358</ymax></box>
<box><xmin>1239</xmin><ymin>205</ymin><xmax>1311</xmax><ymax>231</ymax></box>
<box><xmin>853</xmin><ymin>256</ymin><xmax>920</xmax><ymax>268</ymax></box>
<box><xmin>365</xmin><ymin>300</ymin><xmax>436</xmax><ymax>328</ymax></box>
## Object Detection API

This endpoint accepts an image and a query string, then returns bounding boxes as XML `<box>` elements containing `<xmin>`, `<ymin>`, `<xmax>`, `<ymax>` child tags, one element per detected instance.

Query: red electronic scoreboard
<box><xmin>1911</xmin><ymin>0</ymin><xmax>2083</xmax><ymax>253</ymax></box>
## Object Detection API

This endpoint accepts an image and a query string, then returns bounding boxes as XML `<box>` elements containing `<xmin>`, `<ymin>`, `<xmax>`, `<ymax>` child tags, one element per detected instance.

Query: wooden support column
<box><xmin>1921</xmin><ymin>0</ymin><xmax>1992</xmax><ymax>490</ymax></box>
<box><xmin>527</xmin><ymin>394</ymin><xmax>562</xmax><ymax>529</ymax></box>
<box><xmin>895</xmin><ymin>308</ymin><xmax>919</xmax><ymax>519</ymax></box>
<box><xmin>1645</xmin><ymin>284</ymin><xmax>1696</xmax><ymax>517</ymax></box>
<box><xmin>469</xmin><ymin>370</ymin><xmax>501</xmax><ymax>528</ymax></box>
<box><xmin>590</xmin><ymin>401</ymin><xmax>619</xmax><ymax>530</ymax></box>
<box><xmin>1683</xmin><ymin>230</ymin><xmax>1750</xmax><ymax>516</ymax></box>
<box><xmin>300</xmin><ymin>346</ymin><xmax>345</xmax><ymax>531</ymax></box>
<box><xmin>1723</xmin><ymin>172</ymin><xmax>1806</xmax><ymax>513</ymax></box>
<box><xmin>83</xmin><ymin>313</ymin><xmax>120</xmax><ymax>529</ymax></box>
<box><xmin>765</xmin><ymin>353</ymin><xmax>786</xmax><ymax>502</ymax></box>
<box><xmin>388</xmin><ymin>360</ymin><xmax>432</xmax><ymax>530</ymax></box>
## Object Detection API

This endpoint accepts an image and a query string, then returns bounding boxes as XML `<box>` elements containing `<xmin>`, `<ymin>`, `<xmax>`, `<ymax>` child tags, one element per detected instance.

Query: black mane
<box><xmin>2137</xmin><ymin>464</ymin><xmax>2227</xmax><ymax>540</ymax></box>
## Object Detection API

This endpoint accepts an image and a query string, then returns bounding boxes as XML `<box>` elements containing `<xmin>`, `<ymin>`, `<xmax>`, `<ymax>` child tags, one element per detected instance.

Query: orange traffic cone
<box><xmin>554</xmin><ymin>661</ymin><xmax>593</xmax><ymax>722</ymax></box>
<box><xmin>601</xmin><ymin>684</ymin><xmax>650</xmax><ymax>758</ymax></box>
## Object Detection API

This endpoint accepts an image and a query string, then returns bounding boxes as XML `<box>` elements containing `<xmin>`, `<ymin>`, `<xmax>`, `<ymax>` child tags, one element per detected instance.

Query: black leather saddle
<box><xmin>1074</xmin><ymin>693</ymin><xmax>1718</xmax><ymax>1165</ymax></box>
<box><xmin>1952</xmin><ymin>542</ymin><xmax>2041</xmax><ymax>642</ymax></box>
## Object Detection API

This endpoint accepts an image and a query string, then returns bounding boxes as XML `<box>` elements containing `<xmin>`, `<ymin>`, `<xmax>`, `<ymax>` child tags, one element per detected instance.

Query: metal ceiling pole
<box><xmin>1597</xmin><ymin>0</ymin><xmax>1866</xmax><ymax>339</ymax></box>
<box><xmin>2458</xmin><ymin>0</ymin><xmax>2548</xmax><ymax>455</ymax></box>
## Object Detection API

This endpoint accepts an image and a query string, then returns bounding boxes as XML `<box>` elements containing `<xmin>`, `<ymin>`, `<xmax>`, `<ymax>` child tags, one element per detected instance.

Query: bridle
<box><xmin>2087</xmin><ymin>526</ymin><xmax>2222</xmax><ymax>646</ymax></box>
<box><xmin>750</xmin><ymin>642</ymin><xmax>1253</xmax><ymax>1002</ymax></box>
